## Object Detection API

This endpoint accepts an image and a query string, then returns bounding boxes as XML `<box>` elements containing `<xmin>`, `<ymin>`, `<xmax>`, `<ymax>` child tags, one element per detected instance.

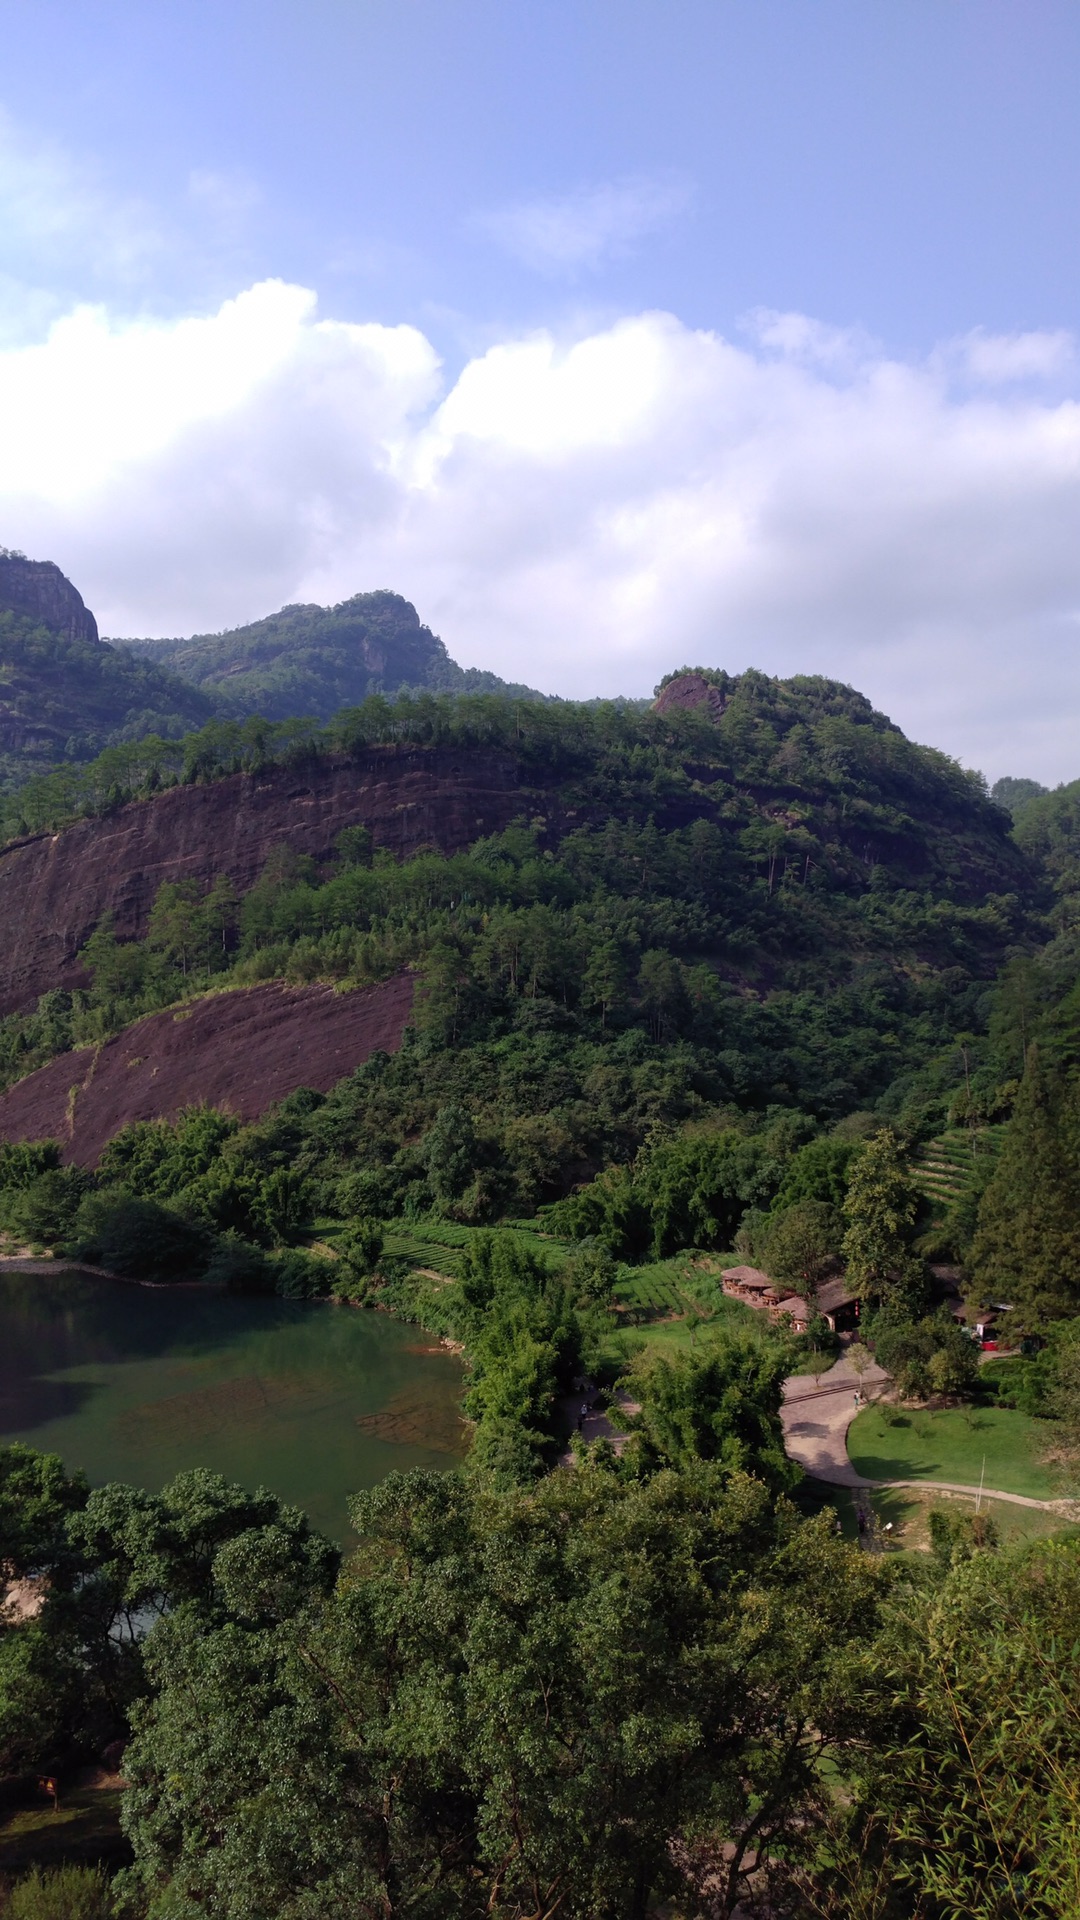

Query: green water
<box><xmin>0</xmin><ymin>1269</ymin><xmax>466</xmax><ymax>1541</ymax></box>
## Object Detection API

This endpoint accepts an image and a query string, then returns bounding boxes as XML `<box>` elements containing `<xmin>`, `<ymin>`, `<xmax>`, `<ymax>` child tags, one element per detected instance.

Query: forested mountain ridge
<box><xmin>0</xmin><ymin>667</ymin><xmax>1037</xmax><ymax>1173</ymax></box>
<box><xmin>118</xmin><ymin>588</ymin><xmax>543</xmax><ymax>719</ymax></box>
<box><xmin>0</xmin><ymin>557</ymin><xmax>541</xmax><ymax>789</ymax></box>
<box><xmin>0</xmin><ymin>551</ymin><xmax>215</xmax><ymax>783</ymax></box>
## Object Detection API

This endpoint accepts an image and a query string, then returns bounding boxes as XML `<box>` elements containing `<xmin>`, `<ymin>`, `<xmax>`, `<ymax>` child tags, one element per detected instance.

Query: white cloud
<box><xmin>955</xmin><ymin>327</ymin><xmax>1076</xmax><ymax>385</ymax></box>
<box><xmin>471</xmin><ymin>174</ymin><xmax>691</xmax><ymax>276</ymax></box>
<box><xmin>0</xmin><ymin>110</ymin><xmax>164</xmax><ymax>312</ymax></box>
<box><xmin>0</xmin><ymin>112</ymin><xmax>268</xmax><ymax>345</ymax></box>
<box><xmin>1</xmin><ymin>285</ymin><xmax>1080</xmax><ymax>781</ymax></box>
<box><xmin>744</xmin><ymin>307</ymin><xmax>881</xmax><ymax>373</ymax></box>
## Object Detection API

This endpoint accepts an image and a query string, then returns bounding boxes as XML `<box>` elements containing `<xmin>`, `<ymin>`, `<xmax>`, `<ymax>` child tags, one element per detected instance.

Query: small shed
<box><xmin>815</xmin><ymin>1276</ymin><xmax>860</xmax><ymax>1334</ymax></box>
<box><xmin>770</xmin><ymin>1294</ymin><xmax>811</xmax><ymax>1332</ymax></box>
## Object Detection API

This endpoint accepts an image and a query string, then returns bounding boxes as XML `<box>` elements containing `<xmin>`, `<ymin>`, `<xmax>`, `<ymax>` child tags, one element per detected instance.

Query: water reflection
<box><xmin>0</xmin><ymin>1270</ymin><xmax>466</xmax><ymax>1540</ymax></box>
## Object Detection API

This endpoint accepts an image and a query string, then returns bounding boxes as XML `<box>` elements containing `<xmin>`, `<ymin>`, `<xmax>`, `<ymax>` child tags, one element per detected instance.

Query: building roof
<box><xmin>723</xmin><ymin>1265</ymin><xmax>774</xmax><ymax>1291</ymax></box>
<box><xmin>816</xmin><ymin>1276</ymin><xmax>859</xmax><ymax>1314</ymax></box>
<box><xmin>773</xmin><ymin>1295</ymin><xmax>810</xmax><ymax>1319</ymax></box>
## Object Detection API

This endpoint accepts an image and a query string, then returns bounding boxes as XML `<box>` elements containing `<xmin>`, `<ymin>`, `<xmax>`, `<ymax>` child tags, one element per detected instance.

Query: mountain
<box><xmin>0</xmin><ymin>559</ymin><xmax>544</xmax><ymax>791</ymax></box>
<box><xmin>0</xmin><ymin>551</ymin><xmax>216</xmax><ymax>785</ymax></box>
<box><xmin>0</xmin><ymin>665</ymin><xmax>1033</xmax><ymax>1150</ymax></box>
<box><xmin>119</xmin><ymin>589</ymin><xmax>542</xmax><ymax>720</ymax></box>
<box><xmin>0</xmin><ymin>736</ymin><xmax>524</xmax><ymax>1013</ymax></box>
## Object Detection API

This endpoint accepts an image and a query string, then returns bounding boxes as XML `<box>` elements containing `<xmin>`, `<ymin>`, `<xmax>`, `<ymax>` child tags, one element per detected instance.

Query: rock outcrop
<box><xmin>0</xmin><ymin>975</ymin><xmax>414</xmax><ymax>1164</ymax></box>
<box><xmin>0</xmin><ymin>554</ymin><xmax>100</xmax><ymax>645</ymax></box>
<box><xmin>0</xmin><ymin>745</ymin><xmax>528</xmax><ymax>1014</ymax></box>
<box><xmin>653</xmin><ymin>671</ymin><xmax>731</xmax><ymax>721</ymax></box>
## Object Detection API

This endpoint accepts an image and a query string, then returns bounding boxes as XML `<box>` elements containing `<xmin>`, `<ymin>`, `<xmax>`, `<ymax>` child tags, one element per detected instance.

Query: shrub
<box><xmin>0</xmin><ymin>1167</ymin><xmax>87</xmax><ymax>1245</ymax></box>
<box><xmin>71</xmin><ymin>1191</ymin><xmax>210</xmax><ymax>1282</ymax></box>
<box><xmin>202</xmin><ymin>1234</ymin><xmax>275</xmax><ymax>1294</ymax></box>
<box><xmin>8</xmin><ymin>1865</ymin><xmax>113</xmax><ymax>1920</ymax></box>
<box><xmin>270</xmin><ymin>1248</ymin><xmax>336</xmax><ymax>1299</ymax></box>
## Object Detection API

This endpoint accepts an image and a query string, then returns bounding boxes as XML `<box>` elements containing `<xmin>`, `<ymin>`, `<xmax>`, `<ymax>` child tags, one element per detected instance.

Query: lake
<box><xmin>0</xmin><ymin>1267</ymin><xmax>466</xmax><ymax>1541</ymax></box>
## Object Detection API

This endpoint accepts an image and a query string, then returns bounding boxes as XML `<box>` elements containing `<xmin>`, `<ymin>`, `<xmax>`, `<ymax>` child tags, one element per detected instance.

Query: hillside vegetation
<box><xmin>0</xmin><ymin>561</ymin><xmax>539</xmax><ymax>791</ymax></box>
<box><xmin>120</xmin><ymin>588</ymin><xmax>541</xmax><ymax>719</ymax></box>
<box><xmin>0</xmin><ymin>609</ymin><xmax>216</xmax><ymax>786</ymax></box>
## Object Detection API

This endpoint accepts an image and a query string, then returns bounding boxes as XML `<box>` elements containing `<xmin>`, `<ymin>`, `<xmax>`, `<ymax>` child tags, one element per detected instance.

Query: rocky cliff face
<box><xmin>653</xmin><ymin>671</ymin><xmax>731</xmax><ymax>720</ymax></box>
<box><xmin>0</xmin><ymin>745</ymin><xmax>528</xmax><ymax>1014</ymax></box>
<box><xmin>0</xmin><ymin>975</ymin><xmax>414</xmax><ymax>1164</ymax></box>
<box><xmin>0</xmin><ymin>555</ymin><xmax>99</xmax><ymax>644</ymax></box>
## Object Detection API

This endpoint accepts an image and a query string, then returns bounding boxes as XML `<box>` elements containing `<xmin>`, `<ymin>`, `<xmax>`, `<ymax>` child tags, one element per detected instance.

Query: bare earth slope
<box><xmin>0</xmin><ymin>745</ymin><xmax>522</xmax><ymax>1015</ymax></box>
<box><xmin>0</xmin><ymin>974</ymin><xmax>413</xmax><ymax>1164</ymax></box>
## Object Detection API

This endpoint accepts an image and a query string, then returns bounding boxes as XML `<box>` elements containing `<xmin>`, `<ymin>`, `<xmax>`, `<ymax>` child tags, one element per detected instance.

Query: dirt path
<box><xmin>781</xmin><ymin>1354</ymin><xmax>1077</xmax><ymax>1515</ymax></box>
<box><xmin>558</xmin><ymin>1388</ymin><xmax>641</xmax><ymax>1460</ymax></box>
<box><xmin>781</xmin><ymin>1353</ymin><xmax>889</xmax><ymax>1486</ymax></box>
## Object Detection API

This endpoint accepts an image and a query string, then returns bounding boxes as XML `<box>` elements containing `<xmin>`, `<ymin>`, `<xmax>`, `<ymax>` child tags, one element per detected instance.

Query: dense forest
<box><xmin>121</xmin><ymin>590</ymin><xmax>542</xmax><ymax>721</ymax></box>
<box><xmin>0</xmin><ymin>609</ymin><xmax>216</xmax><ymax>786</ymax></box>
<box><xmin>4</xmin><ymin>570</ymin><xmax>1080</xmax><ymax>1912</ymax></box>
<box><xmin>0</xmin><ymin>560</ymin><xmax>539</xmax><ymax>793</ymax></box>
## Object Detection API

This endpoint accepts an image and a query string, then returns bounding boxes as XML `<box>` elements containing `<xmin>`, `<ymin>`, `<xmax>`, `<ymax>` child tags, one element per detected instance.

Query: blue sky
<box><xmin>1</xmin><ymin>0</ymin><xmax>1079</xmax><ymax>777</ymax></box>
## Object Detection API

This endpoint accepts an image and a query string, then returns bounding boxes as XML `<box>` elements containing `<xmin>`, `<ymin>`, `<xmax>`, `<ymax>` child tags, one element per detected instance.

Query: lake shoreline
<box><xmin>0</xmin><ymin>1254</ymin><xmax>209</xmax><ymax>1291</ymax></box>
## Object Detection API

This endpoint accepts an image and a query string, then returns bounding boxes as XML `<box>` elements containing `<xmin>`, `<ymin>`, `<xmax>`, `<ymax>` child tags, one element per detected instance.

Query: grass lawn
<box><xmin>847</xmin><ymin>1403</ymin><xmax>1062</xmax><ymax>1501</ymax></box>
<box><xmin>0</xmin><ymin>1786</ymin><xmax>128</xmax><ymax>1874</ymax></box>
<box><xmin>796</xmin><ymin>1477</ymin><xmax>1077</xmax><ymax>1552</ymax></box>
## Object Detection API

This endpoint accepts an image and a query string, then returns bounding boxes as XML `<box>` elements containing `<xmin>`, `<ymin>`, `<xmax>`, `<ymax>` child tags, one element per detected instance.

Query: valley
<box><xmin>3</xmin><ymin>554</ymin><xmax>1080</xmax><ymax>1916</ymax></box>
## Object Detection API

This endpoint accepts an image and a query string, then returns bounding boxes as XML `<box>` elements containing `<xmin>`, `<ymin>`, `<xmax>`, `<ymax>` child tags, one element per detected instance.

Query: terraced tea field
<box><xmin>371</xmin><ymin>1216</ymin><xmax>576</xmax><ymax>1280</ymax></box>
<box><xmin>913</xmin><ymin>1125</ymin><xmax>1005</xmax><ymax>1222</ymax></box>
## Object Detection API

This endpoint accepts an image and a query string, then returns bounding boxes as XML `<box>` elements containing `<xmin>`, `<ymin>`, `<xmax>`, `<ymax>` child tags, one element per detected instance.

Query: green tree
<box><xmin>202</xmin><ymin>872</ymin><xmax>239</xmax><ymax>969</ymax></box>
<box><xmin>624</xmin><ymin>1334</ymin><xmax>797</xmax><ymax>1490</ymax></box>
<box><xmin>335</xmin><ymin>823</ymin><xmax>373</xmax><ymax>868</ymax></box>
<box><xmin>119</xmin><ymin>1464</ymin><xmax>882</xmax><ymax>1920</ymax></box>
<box><xmin>841</xmin><ymin>1130</ymin><xmax>924</xmax><ymax>1311</ymax></box>
<box><xmin>146</xmin><ymin>879</ymin><xmax>204</xmax><ymax>978</ymax></box>
<box><xmin>637</xmin><ymin>947</ymin><xmax>689</xmax><ymax>1042</ymax></box>
<box><xmin>81</xmin><ymin>911</ymin><xmax>151</xmax><ymax>1005</ymax></box>
<box><xmin>71</xmin><ymin>1192</ymin><xmax>210</xmax><ymax>1282</ymax></box>
<box><xmin>809</xmin><ymin>1539</ymin><xmax>1080</xmax><ymax>1920</ymax></box>
<box><xmin>582</xmin><ymin>938</ymin><xmax>630</xmax><ymax>1031</ymax></box>
<box><xmin>762</xmin><ymin>1198</ymin><xmax>843</xmax><ymax>1295</ymax></box>
<box><xmin>423</xmin><ymin>1102</ymin><xmax>479</xmax><ymax>1210</ymax></box>
<box><xmin>636</xmin><ymin>1129</ymin><xmax>777</xmax><ymax>1259</ymax></box>
<box><xmin>0</xmin><ymin>1166</ymin><xmax>86</xmax><ymax>1246</ymax></box>
<box><xmin>969</xmin><ymin>1048</ymin><xmax>1080</xmax><ymax>1328</ymax></box>
<box><xmin>255</xmin><ymin>1167</ymin><xmax>314</xmax><ymax>1244</ymax></box>
<box><xmin>0</xmin><ymin>1443</ymin><xmax>88</xmax><ymax>1580</ymax></box>
<box><xmin>771</xmin><ymin>1135</ymin><xmax>859</xmax><ymax>1212</ymax></box>
<box><xmin>872</xmin><ymin>1311</ymin><xmax>981</xmax><ymax>1402</ymax></box>
<box><xmin>452</xmin><ymin>1232</ymin><xmax>580</xmax><ymax>1481</ymax></box>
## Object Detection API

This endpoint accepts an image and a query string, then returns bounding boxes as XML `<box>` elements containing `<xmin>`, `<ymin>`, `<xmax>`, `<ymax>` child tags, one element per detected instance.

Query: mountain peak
<box><xmin>0</xmin><ymin>553</ymin><xmax>99</xmax><ymax>646</ymax></box>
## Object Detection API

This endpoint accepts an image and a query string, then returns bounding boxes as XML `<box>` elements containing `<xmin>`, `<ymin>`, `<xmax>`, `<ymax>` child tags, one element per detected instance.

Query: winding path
<box><xmin>781</xmin><ymin>1353</ymin><xmax>1079</xmax><ymax>1516</ymax></box>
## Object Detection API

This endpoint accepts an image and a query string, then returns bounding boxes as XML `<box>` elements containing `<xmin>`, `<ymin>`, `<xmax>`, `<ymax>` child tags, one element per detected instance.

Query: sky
<box><xmin>0</xmin><ymin>1</ymin><xmax>1079</xmax><ymax>781</ymax></box>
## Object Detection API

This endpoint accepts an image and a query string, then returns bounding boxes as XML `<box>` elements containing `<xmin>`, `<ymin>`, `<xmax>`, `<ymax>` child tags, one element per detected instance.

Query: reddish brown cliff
<box><xmin>0</xmin><ymin>974</ymin><xmax>413</xmax><ymax>1165</ymax></box>
<box><xmin>0</xmin><ymin>745</ymin><xmax>527</xmax><ymax>1015</ymax></box>
<box><xmin>653</xmin><ymin>672</ymin><xmax>730</xmax><ymax>720</ymax></box>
